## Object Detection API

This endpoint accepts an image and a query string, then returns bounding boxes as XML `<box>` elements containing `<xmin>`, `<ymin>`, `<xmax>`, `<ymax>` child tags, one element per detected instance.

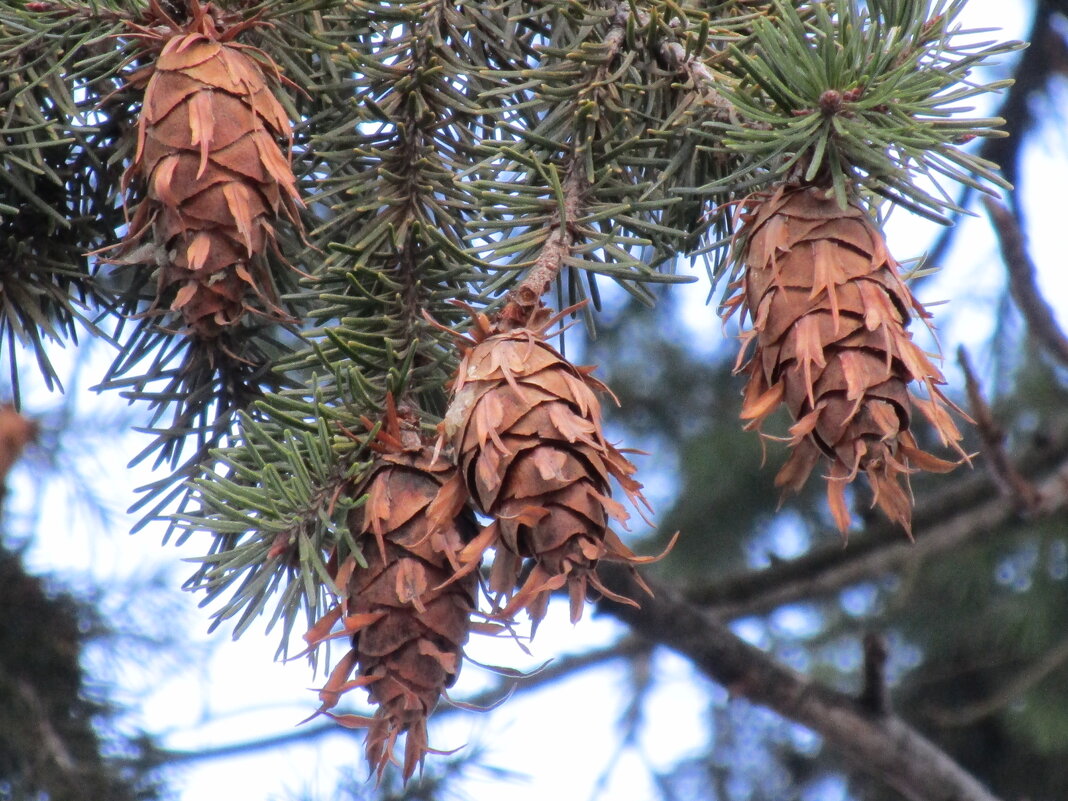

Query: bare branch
<box><xmin>689</xmin><ymin>437</ymin><xmax>1068</xmax><ymax>619</ymax></box>
<box><xmin>596</xmin><ymin>566</ymin><xmax>1004</xmax><ymax>801</ymax></box>
<box><xmin>152</xmin><ymin>638</ymin><xmax>649</xmax><ymax>766</ymax></box>
<box><xmin>925</xmin><ymin>634</ymin><xmax>1068</xmax><ymax>728</ymax></box>
<box><xmin>957</xmin><ymin>344</ymin><xmax>1040</xmax><ymax>511</ymax></box>
<box><xmin>985</xmin><ymin>197</ymin><xmax>1068</xmax><ymax>367</ymax></box>
<box><xmin>926</xmin><ymin>4</ymin><xmax>1058</xmax><ymax>266</ymax></box>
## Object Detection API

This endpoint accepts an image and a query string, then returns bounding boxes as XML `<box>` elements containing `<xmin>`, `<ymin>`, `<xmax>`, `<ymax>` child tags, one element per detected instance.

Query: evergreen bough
<box><xmin>0</xmin><ymin>0</ymin><xmax>1021</xmax><ymax>781</ymax></box>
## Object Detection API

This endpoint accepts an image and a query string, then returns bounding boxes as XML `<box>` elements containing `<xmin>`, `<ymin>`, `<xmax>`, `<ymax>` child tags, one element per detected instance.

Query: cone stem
<box><xmin>508</xmin><ymin>159</ymin><xmax>588</xmax><ymax>314</ymax></box>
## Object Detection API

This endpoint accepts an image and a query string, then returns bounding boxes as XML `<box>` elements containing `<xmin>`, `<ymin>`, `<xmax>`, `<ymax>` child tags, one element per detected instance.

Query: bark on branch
<box><xmin>596</xmin><ymin>564</ymin><xmax>1003</xmax><ymax>801</ymax></box>
<box><xmin>508</xmin><ymin>161</ymin><xmax>587</xmax><ymax>311</ymax></box>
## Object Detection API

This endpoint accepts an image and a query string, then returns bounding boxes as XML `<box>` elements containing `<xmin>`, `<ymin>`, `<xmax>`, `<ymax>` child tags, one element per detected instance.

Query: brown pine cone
<box><xmin>305</xmin><ymin>410</ymin><xmax>476</xmax><ymax>782</ymax></box>
<box><xmin>723</xmin><ymin>184</ymin><xmax>967</xmax><ymax>535</ymax></box>
<box><xmin>441</xmin><ymin>306</ymin><xmax>661</xmax><ymax>629</ymax></box>
<box><xmin>116</xmin><ymin>0</ymin><xmax>302</xmax><ymax>337</ymax></box>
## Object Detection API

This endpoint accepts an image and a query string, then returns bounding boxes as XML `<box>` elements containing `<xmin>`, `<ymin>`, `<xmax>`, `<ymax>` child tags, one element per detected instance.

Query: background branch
<box><xmin>687</xmin><ymin>434</ymin><xmax>1068</xmax><ymax>618</ymax></box>
<box><xmin>985</xmin><ymin>196</ymin><xmax>1068</xmax><ymax>368</ymax></box>
<box><xmin>153</xmin><ymin>638</ymin><xmax>650</xmax><ymax>766</ymax></box>
<box><xmin>596</xmin><ymin>566</ymin><xmax>1003</xmax><ymax>801</ymax></box>
<box><xmin>958</xmin><ymin>344</ymin><xmax>1041</xmax><ymax>510</ymax></box>
<box><xmin>924</xmin><ymin>634</ymin><xmax>1068</xmax><ymax>728</ymax></box>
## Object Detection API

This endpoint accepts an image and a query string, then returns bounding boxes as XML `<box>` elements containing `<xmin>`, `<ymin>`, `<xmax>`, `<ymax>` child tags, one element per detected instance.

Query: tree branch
<box><xmin>508</xmin><ymin>160</ymin><xmax>588</xmax><ymax>311</ymax></box>
<box><xmin>924</xmin><ymin>633</ymin><xmax>1068</xmax><ymax>728</ymax></box>
<box><xmin>985</xmin><ymin>196</ymin><xmax>1068</xmax><ymax>368</ymax></box>
<box><xmin>596</xmin><ymin>565</ymin><xmax>1003</xmax><ymax>801</ymax></box>
<box><xmin>957</xmin><ymin>345</ymin><xmax>1040</xmax><ymax>510</ymax></box>
<box><xmin>688</xmin><ymin>435</ymin><xmax>1068</xmax><ymax>618</ymax></box>
<box><xmin>152</xmin><ymin>638</ymin><xmax>650</xmax><ymax>766</ymax></box>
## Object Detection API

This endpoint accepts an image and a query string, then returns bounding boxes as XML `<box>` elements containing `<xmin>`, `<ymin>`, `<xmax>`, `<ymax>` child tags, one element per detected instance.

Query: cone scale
<box><xmin>724</xmin><ymin>184</ymin><xmax>966</xmax><ymax>535</ymax></box>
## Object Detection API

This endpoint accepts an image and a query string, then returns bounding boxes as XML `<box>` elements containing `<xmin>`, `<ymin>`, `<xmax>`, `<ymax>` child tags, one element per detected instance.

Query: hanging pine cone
<box><xmin>440</xmin><ymin>305</ymin><xmax>661</xmax><ymax>629</ymax></box>
<box><xmin>304</xmin><ymin>407</ymin><xmax>476</xmax><ymax>782</ymax></box>
<box><xmin>116</xmin><ymin>0</ymin><xmax>302</xmax><ymax>337</ymax></box>
<box><xmin>723</xmin><ymin>184</ymin><xmax>967</xmax><ymax>535</ymax></box>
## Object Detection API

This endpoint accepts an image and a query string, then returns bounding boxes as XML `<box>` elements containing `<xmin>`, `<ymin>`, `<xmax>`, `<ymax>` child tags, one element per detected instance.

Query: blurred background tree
<box><xmin>3</xmin><ymin>1</ymin><xmax>1068</xmax><ymax>800</ymax></box>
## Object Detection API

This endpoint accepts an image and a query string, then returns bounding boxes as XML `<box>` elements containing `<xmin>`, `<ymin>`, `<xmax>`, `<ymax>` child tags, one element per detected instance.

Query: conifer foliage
<box><xmin>0</xmin><ymin>0</ymin><xmax>1021</xmax><ymax>784</ymax></box>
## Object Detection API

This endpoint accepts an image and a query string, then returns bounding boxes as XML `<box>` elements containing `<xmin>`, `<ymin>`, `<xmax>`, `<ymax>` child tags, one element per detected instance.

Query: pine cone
<box><xmin>724</xmin><ymin>185</ymin><xmax>966</xmax><ymax>535</ymax></box>
<box><xmin>442</xmin><ymin>306</ymin><xmax>657</xmax><ymax>629</ymax></box>
<box><xmin>118</xmin><ymin>0</ymin><xmax>302</xmax><ymax>337</ymax></box>
<box><xmin>305</xmin><ymin>411</ymin><xmax>476</xmax><ymax>782</ymax></box>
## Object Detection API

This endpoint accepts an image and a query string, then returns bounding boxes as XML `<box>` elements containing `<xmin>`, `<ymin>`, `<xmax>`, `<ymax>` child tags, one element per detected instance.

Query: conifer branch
<box><xmin>614</xmin><ymin>2</ymin><xmax>736</xmax><ymax>124</ymax></box>
<box><xmin>687</xmin><ymin>434</ymin><xmax>1068</xmax><ymax>619</ymax></box>
<box><xmin>3</xmin><ymin>0</ymin><xmax>1032</xmax><ymax>789</ymax></box>
<box><xmin>985</xmin><ymin>196</ymin><xmax>1068</xmax><ymax>369</ymax></box>
<box><xmin>508</xmin><ymin>159</ymin><xmax>588</xmax><ymax>312</ymax></box>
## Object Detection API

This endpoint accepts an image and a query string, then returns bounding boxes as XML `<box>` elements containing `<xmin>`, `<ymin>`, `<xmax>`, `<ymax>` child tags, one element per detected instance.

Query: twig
<box><xmin>507</xmin><ymin>17</ymin><xmax>632</xmax><ymax>316</ymax></box>
<box><xmin>507</xmin><ymin>161</ymin><xmax>588</xmax><ymax>313</ymax></box>
<box><xmin>957</xmin><ymin>345</ymin><xmax>1041</xmax><ymax>511</ymax></box>
<box><xmin>859</xmin><ymin>632</ymin><xmax>891</xmax><ymax>716</ymax></box>
<box><xmin>985</xmin><ymin>197</ymin><xmax>1068</xmax><ymax>368</ymax></box>
<box><xmin>658</xmin><ymin>41</ymin><xmax>738</xmax><ymax>125</ymax></box>
<box><xmin>925</xmin><ymin>633</ymin><xmax>1068</xmax><ymax>727</ymax></box>
<box><xmin>596</xmin><ymin>565</ymin><xmax>1004</xmax><ymax>801</ymax></box>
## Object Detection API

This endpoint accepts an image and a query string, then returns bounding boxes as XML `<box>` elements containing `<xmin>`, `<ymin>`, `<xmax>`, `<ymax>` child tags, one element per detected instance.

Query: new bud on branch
<box><xmin>724</xmin><ymin>185</ymin><xmax>968</xmax><ymax>535</ymax></box>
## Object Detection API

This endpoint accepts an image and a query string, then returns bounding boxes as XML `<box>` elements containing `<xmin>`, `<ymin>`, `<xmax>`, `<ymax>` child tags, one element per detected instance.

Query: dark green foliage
<box><xmin>0</xmin><ymin>546</ymin><xmax>163</xmax><ymax>801</ymax></box>
<box><xmin>0</xmin><ymin>4</ymin><xmax>128</xmax><ymax>396</ymax></box>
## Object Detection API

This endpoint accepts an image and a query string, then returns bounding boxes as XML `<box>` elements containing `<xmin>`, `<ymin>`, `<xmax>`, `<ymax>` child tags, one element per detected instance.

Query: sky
<box><xmin>5</xmin><ymin>0</ymin><xmax>1045</xmax><ymax>799</ymax></box>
